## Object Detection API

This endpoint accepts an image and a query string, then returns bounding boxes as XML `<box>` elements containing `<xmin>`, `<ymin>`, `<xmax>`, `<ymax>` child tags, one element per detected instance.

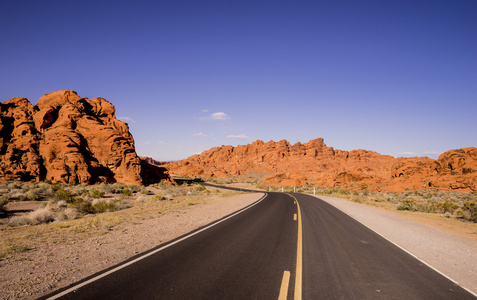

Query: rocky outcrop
<box><xmin>0</xmin><ymin>90</ymin><xmax>168</xmax><ymax>185</ymax></box>
<box><xmin>391</xmin><ymin>148</ymin><xmax>477</xmax><ymax>191</ymax></box>
<box><xmin>167</xmin><ymin>138</ymin><xmax>477</xmax><ymax>192</ymax></box>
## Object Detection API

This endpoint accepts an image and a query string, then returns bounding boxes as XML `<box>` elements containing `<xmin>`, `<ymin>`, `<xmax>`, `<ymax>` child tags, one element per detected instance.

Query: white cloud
<box><xmin>227</xmin><ymin>134</ymin><xmax>250</xmax><ymax>139</ymax></box>
<box><xmin>144</xmin><ymin>141</ymin><xmax>152</xmax><ymax>145</ymax></box>
<box><xmin>202</xmin><ymin>109</ymin><xmax>209</xmax><ymax>112</ymax></box>
<box><xmin>194</xmin><ymin>132</ymin><xmax>208</xmax><ymax>137</ymax></box>
<box><xmin>210</xmin><ymin>112</ymin><xmax>229</xmax><ymax>120</ymax></box>
<box><xmin>423</xmin><ymin>151</ymin><xmax>439</xmax><ymax>155</ymax></box>
<box><xmin>118</xmin><ymin>116</ymin><xmax>134</xmax><ymax>122</ymax></box>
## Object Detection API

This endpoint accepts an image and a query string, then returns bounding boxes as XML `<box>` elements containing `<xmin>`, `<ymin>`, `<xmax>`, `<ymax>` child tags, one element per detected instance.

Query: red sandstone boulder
<box><xmin>1</xmin><ymin>90</ymin><xmax>167</xmax><ymax>185</ymax></box>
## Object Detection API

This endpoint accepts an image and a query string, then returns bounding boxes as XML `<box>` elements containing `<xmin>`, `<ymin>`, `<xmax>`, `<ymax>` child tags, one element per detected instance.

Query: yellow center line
<box><xmin>288</xmin><ymin>194</ymin><xmax>303</xmax><ymax>300</ymax></box>
<box><xmin>278</xmin><ymin>271</ymin><xmax>291</xmax><ymax>300</ymax></box>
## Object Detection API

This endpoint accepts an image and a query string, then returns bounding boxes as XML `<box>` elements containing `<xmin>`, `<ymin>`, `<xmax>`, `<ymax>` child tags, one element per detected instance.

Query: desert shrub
<box><xmin>92</xmin><ymin>200</ymin><xmax>118</xmax><ymax>213</ymax></box>
<box><xmin>128</xmin><ymin>185</ymin><xmax>142</xmax><ymax>193</ymax></box>
<box><xmin>8</xmin><ymin>216</ymin><xmax>32</xmax><ymax>226</ymax></box>
<box><xmin>89</xmin><ymin>189</ymin><xmax>104</xmax><ymax>198</ymax></box>
<box><xmin>91</xmin><ymin>199</ymin><xmax>126</xmax><ymax>213</ymax></box>
<box><xmin>7</xmin><ymin>182</ymin><xmax>23</xmax><ymax>190</ymax></box>
<box><xmin>68</xmin><ymin>185</ymin><xmax>87</xmax><ymax>196</ymax></box>
<box><xmin>139</xmin><ymin>187</ymin><xmax>152</xmax><ymax>195</ymax></box>
<box><xmin>53</xmin><ymin>188</ymin><xmax>74</xmax><ymax>202</ymax></box>
<box><xmin>136</xmin><ymin>195</ymin><xmax>149</xmax><ymax>202</ymax></box>
<box><xmin>72</xmin><ymin>197</ymin><xmax>125</xmax><ymax>214</ymax></box>
<box><xmin>152</xmin><ymin>194</ymin><xmax>166</xmax><ymax>201</ymax></box>
<box><xmin>437</xmin><ymin>200</ymin><xmax>459</xmax><ymax>214</ymax></box>
<box><xmin>26</xmin><ymin>188</ymin><xmax>42</xmax><ymax>201</ymax></box>
<box><xmin>8</xmin><ymin>189</ymin><xmax>27</xmax><ymax>201</ymax></box>
<box><xmin>71</xmin><ymin>198</ymin><xmax>94</xmax><ymax>214</ymax></box>
<box><xmin>56</xmin><ymin>207</ymin><xmax>79</xmax><ymax>221</ymax></box>
<box><xmin>461</xmin><ymin>200</ymin><xmax>477</xmax><ymax>222</ymax></box>
<box><xmin>0</xmin><ymin>196</ymin><xmax>9</xmax><ymax>212</ymax></box>
<box><xmin>64</xmin><ymin>207</ymin><xmax>78</xmax><ymax>220</ymax></box>
<box><xmin>119</xmin><ymin>188</ymin><xmax>132</xmax><ymax>197</ymax></box>
<box><xmin>397</xmin><ymin>198</ymin><xmax>417</xmax><ymax>211</ymax></box>
<box><xmin>194</xmin><ymin>184</ymin><xmax>207</xmax><ymax>192</ymax></box>
<box><xmin>29</xmin><ymin>208</ymin><xmax>54</xmax><ymax>224</ymax></box>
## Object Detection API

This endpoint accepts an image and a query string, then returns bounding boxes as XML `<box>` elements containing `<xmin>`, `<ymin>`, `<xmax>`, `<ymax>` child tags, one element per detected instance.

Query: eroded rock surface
<box><xmin>167</xmin><ymin>138</ymin><xmax>477</xmax><ymax>192</ymax></box>
<box><xmin>0</xmin><ymin>90</ymin><xmax>167</xmax><ymax>185</ymax></box>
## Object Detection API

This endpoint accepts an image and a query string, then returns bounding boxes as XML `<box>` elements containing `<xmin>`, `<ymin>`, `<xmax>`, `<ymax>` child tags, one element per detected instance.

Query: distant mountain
<box><xmin>166</xmin><ymin>138</ymin><xmax>476</xmax><ymax>192</ymax></box>
<box><xmin>141</xmin><ymin>157</ymin><xmax>169</xmax><ymax>166</ymax></box>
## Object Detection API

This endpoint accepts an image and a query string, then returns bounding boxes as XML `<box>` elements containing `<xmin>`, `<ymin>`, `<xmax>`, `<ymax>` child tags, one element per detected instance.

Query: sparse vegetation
<box><xmin>0</xmin><ymin>179</ymin><xmax>245</xmax><ymax>262</ymax></box>
<box><xmin>0</xmin><ymin>180</ymin><xmax>224</xmax><ymax>231</ymax></box>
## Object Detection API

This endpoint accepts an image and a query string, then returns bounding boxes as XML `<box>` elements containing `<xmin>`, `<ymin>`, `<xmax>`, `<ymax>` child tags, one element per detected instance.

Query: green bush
<box><xmin>92</xmin><ymin>200</ymin><xmax>121</xmax><ymax>213</ymax></box>
<box><xmin>26</xmin><ymin>188</ymin><xmax>42</xmax><ymax>201</ymax></box>
<box><xmin>397</xmin><ymin>199</ymin><xmax>417</xmax><ymax>211</ymax></box>
<box><xmin>53</xmin><ymin>188</ymin><xmax>74</xmax><ymax>202</ymax></box>
<box><xmin>89</xmin><ymin>189</ymin><xmax>104</xmax><ymax>198</ymax></box>
<box><xmin>71</xmin><ymin>198</ymin><xmax>94</xmax><ymax>214</ymax></box>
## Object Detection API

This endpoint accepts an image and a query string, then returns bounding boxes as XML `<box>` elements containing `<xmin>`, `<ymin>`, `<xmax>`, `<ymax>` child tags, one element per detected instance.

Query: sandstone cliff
<box><xmin>167</xmin><ymin>138</ymin><xmax>476</xmax><ymax>192</ymax></box>
<box><xmin>0</xmin><ymin>90</ymin><xmax>168</xmax><ymax>185</ymax></box>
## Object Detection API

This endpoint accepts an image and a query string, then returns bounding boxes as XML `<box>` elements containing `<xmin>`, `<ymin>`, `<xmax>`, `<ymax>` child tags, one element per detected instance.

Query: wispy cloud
<box><xmin>118</xmin><ymin>116</ymin><xmax>134</xmax><ymax>122</ymax></box>
<box><xmin>227</xmin><ymin>134</ymin><xmax>249</xmax><ymax>139</ymax></box>
<box><xmin>210</xmin><ymin>112</ymin><xmax>229</xmax><ymax>120</ymax></box>
<box><xmin>202</xmin><ymin>109</ymin><xmax>209</xmax><ymax>112</ymax></box>
<box><xmin>198</xmin><ymin>111</ymin><xmax>230</xmax><ymax>121</ymax></box>
<box><xmin>193</xmin><ymin>132</ymin><xmax>208</xmax><ymax>137</ymax></box>
<box><xmin>423</xmin><ymin>151</ymin><xmax>440</xmax><ymax>155</ymax></box>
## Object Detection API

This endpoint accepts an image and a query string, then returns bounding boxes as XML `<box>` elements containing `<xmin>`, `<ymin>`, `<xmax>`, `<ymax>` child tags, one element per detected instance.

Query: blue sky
<box><xmin>1</xmin><ymin>0</ymin><xmax>476</xmax><ymax>161</ymax></box>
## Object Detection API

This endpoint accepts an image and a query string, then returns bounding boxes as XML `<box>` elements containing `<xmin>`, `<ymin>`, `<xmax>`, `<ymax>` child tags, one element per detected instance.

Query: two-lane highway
<box><xmin>293</xmin><ymin>192</ymin><xmax>475</xmax><ymax>299</ymax></box>
<box><xmin>44</xmin><ymin>190</ymin><xmax>476</xmax><ymax>299</ymax></box>
<box><xmin>45</xmin><ymin>192</ymin><xmax>300</xmax><ymax>299</ymax></box>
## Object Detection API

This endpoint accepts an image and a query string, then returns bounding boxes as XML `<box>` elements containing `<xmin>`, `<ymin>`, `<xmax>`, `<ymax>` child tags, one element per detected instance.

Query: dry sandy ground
<box><xmin>0</xmin><ymin>190</ymin><xmax>263</xmax><ymax>299</ymax></box>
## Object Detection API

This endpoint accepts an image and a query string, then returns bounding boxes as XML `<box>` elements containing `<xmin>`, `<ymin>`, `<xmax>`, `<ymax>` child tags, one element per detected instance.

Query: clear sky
<box><xmin>1</xmin><ymin>0</ymin><xmax>476</xmax><ymax>161</ymax></box>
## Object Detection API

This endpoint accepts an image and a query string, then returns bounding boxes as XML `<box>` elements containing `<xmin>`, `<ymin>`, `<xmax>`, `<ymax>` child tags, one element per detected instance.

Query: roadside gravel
<box><xmin>314</xmin><ymin>194</ymin><xmax>477</xmax><ymax>296</ymax></box>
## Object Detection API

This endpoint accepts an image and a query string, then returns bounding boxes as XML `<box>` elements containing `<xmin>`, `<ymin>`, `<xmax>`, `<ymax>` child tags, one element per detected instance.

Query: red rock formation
<box><xmin>0</xmin><ymin>90</ymin><xmax>168</xmax><ymax>185</ymax></box>
<box><xmin>167</xmin><ymin>138</ymin><xmax>477</xmax><ymax>192</ymax></box>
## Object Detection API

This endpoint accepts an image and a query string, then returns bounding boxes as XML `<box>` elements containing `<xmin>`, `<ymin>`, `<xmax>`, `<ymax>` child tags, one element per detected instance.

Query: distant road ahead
<box><xmin>44</xmin><ymin>190</ymin><xmax>475</xmax><ymax>299</ymax></box>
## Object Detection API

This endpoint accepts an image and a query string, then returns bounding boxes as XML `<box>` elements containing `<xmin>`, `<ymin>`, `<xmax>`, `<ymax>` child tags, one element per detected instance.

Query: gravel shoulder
<box><xmin>314</xmin><ymin>194</ymin><xmax>477</xmax><ymax>296</ymax></box>
<box><xmin>0</xmin><ymin>190</ymin><xmax>263</xmax><ymax>300</ymax></box>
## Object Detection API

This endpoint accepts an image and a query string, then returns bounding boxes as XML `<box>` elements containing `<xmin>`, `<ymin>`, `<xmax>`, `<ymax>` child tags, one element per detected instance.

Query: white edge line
<box><xmin>47</xmin><ymin>193</ymin><xmax>268</xmax><ymax>300</ymax></box>
<box><xmin>311</xmin><ymin>195</ymin><xmax>477</xmax><ymax>298</ymax></box>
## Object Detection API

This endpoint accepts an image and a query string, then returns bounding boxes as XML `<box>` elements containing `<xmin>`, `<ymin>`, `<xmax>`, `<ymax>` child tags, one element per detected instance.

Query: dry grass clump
<box><xmin>8</xmin><ymin>208</ymin><xmax>54</xmax><ymax>226</ymax></box>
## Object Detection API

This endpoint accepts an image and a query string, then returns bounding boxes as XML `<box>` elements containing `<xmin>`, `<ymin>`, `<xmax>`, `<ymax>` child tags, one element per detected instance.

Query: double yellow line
<box><xmin>279</xmin><ymin>194</ymin><xmax>303</xmax><ymax>300</ymax></box>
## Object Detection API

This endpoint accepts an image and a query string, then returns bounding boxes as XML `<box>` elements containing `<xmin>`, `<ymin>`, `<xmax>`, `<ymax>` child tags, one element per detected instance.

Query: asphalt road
<box><xmin>43</xmin><ymin>190</ymin><xmax>476</xmax><ymax>299</ymax></box>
